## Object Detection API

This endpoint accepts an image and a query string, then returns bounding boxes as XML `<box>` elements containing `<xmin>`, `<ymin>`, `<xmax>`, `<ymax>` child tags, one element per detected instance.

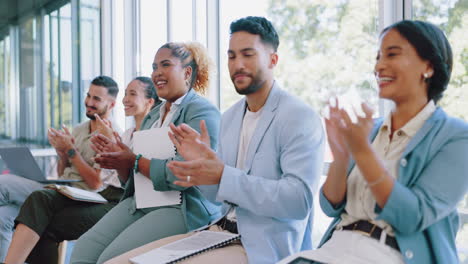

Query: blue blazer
<box><xmin>121</xmin><ymin>89</ymin><xmax>223</xmax><ymax>231</ymax></box>
<box><xmin>201</xmin><ymin>82</ymin><xmax>325</xmax><ymax>263</ymax></box>
<box><xmin>319</xmin><ymin>107</ymin><xmax>468</xmax><ymax>264</ymax></box>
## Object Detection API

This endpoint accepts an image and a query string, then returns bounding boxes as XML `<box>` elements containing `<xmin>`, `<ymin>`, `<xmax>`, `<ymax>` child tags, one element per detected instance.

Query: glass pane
<box><xmin>170</xmin><ymin>0</ymin><xmax>193</xmax><ymax>42</ymax></box>
<box><xmin>79</xmin><ymin>0</ymin><xmax>101</xmax><ymax>121</ymax></box>
<box><xmin>51</xmin><ymin>10</ymin><xmax>60</xmax><ymax>129</ymax></box>
<box><xmin>139</xmin><ymin>0</ymin><xmax>167</xmax><ymax>77</ymax></box>
<box><xmin>412</xmin><ymin>1</ymin><xmax>468</xmax><ymax>261</ymax></box>
<box><xmin>19</xmin><ymin>17</ymin><xmax>39</xmax><ymax>140</ymax></box>
<box><xmin>44</xmin><ymin>14</ymin><xmax>52</xmax><ymax>130</ymax></box>
<box><xmin>4</xmin><ymin>35</ymin><xmax>10</xmax><ymax>138</ymax></box>
<box><xmin>195</xmin><ymin>0</ymin><xmax>207</xmax><ymax>46</ymax></box>
<box><xmin>59</xmin><ymin>4</ymin><xmax>73</xmax><ymax>127</ymax></box>
<box><xmin>0</xmin><ymin>40</ymin><xmax>5</xmax><ymax>136</ymax></box>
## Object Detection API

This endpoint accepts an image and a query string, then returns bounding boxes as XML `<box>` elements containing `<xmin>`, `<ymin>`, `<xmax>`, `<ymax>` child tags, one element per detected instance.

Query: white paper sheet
<box><xmin>132</xmin><ymin>127</ymin><xmax>180</xmax><ymax>209</ymax></box>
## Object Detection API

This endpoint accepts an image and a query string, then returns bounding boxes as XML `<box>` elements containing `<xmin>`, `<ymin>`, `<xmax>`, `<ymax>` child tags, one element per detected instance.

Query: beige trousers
<box><xmin>104</xmin><ymin>225</ymin><xmax>248</xmax><ymax>264</ymax></box>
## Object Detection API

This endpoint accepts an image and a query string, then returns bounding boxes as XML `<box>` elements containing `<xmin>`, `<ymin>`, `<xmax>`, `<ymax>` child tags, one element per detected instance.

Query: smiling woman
<box><xmin>280</xmin><ymin>20</ymin><xmax>468</xmax><ymax>264</ymax></box>
<box><xmin>70</xmin><ymin>41</ymin><xmax>222</xmax><ymax>264</ymax></box>
<box><xmin>122</xmin><ymin>77</ymin><xmax>160</xmax><ymax>131</ymax></box>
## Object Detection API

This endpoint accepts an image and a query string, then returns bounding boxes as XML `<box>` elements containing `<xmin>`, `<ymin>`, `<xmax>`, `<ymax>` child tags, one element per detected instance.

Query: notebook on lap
<box><xmin>0</xmin><ymin>147</ymin><xmax>81</xmax><ymax>184</ymax></box>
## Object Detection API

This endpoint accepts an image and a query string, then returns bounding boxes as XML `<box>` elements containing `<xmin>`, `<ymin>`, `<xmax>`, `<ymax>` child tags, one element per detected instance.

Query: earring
<box><xmin>423</xmin><ymin>73</ymin><xmax>429</xmax><ymax>79</ymax></box>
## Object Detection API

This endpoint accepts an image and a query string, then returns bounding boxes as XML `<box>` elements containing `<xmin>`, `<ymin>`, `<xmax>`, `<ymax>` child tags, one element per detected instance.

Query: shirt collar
<box><xmin>159</xmin><ymin>92</ymin><xmax>188</xmax><ymax>114</ymax></box>
<box><xmin>173</xmin><ymin>92</ymin><xmax>188</xmax><ymax>106</ymax></box>
<box><xmin>380</xmin><ymin>100</ymin><xmax>436</xmax><ymax>137</ymax></box>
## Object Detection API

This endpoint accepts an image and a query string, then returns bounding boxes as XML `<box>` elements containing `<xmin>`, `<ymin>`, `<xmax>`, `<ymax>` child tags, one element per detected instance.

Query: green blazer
<box><xmin>121</xmin><ymin>89</ymin><xmax>222</xmax><ymax>231</ymax></box>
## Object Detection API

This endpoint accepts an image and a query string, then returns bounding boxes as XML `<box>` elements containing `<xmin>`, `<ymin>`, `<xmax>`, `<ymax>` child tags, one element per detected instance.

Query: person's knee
<box><xmin>0</xmin><ymin>175</ymin><xmax>42</xmax><ymax>206</ymax></box>
<box><xmin>70</xmin><ymin>231</ymin><xmax>100</xmax><ymax>264</ymax></box>
<box><xmin>0</xmin><ymin>218</ymin><xmax>14</xmax><ymax>235</ymax></box>
<box><xmin>96</xmin><ymin>246</ymin><xmax>121</xmax><ymax>264</ymax></box>
<box><xmin>0</xmin><ymin>175</ymin><xmax>15</xmax><ymax>202</ymax></box>
<box><xmin>0</xmin><ymin>206</ymin><xmax>18</xmax><ymax>233</ymax></box>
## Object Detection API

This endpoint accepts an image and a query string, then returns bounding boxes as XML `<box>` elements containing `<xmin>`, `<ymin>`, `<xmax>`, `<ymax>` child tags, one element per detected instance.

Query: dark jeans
<box><xmin>14</xmin><ymin>185</ymin><xmax>123</xmax><ymax>264</ymax></box>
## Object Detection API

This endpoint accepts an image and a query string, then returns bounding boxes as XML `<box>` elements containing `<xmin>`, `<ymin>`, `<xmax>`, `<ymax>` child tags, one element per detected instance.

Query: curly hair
<box><xmin>159</xmin><ymin>42</ymin><xmax>212</xmax><ymax>95</ymax></box>
<box><xmin>382</xmin><ymin>20</ymin><xmax>453</xmax><ymax>103</ymax></box>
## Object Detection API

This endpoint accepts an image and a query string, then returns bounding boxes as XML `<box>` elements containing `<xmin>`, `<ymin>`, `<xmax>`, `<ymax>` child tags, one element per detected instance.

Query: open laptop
<box><xmin>0</xmin><ymin>147</ymin><xmax>81</xmax><ymax>184</ymax></box>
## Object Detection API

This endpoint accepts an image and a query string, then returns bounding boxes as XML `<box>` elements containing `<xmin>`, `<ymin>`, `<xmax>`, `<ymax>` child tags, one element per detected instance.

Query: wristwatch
<box><xmin>67</xmin><ymin>148</ymin><xmax>76</xmax><ymax>159</ymax></box>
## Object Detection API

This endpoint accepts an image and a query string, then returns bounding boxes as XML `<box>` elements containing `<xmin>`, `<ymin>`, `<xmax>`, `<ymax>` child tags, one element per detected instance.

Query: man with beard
<box><xmin>2</xmin><ymin>76</ymin><xmax>123</xmax><ymax>264</ymax></box>
<box><xmin>105</xmin><ymin>16</ymin><xmax>325</xmax><ymax>264</ymax></box>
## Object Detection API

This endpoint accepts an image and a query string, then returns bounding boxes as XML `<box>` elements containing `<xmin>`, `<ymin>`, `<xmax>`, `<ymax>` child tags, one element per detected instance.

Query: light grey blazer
<box><xmin>201</xmin><ymin>82</ymin><xmax>325</xmax><ymax>263</ymax></box>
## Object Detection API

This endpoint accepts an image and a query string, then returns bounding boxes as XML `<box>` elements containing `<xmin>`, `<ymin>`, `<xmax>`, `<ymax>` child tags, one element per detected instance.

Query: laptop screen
<box><xmin>0</xmin><ymin>147</ymin><xmax>46</xmax><ymax>182</ymax></box>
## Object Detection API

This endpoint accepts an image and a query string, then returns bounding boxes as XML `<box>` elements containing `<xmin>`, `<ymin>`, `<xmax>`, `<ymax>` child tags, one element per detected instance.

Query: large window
<box><xmin>412</xmin><ymin>1</ymin><xmax>468</xmax><ymax>261</ymax></box>
<box><xmin>0</xmin><ymin>0</ymin><xmax>102</xmax><ymax>144</ymax></box>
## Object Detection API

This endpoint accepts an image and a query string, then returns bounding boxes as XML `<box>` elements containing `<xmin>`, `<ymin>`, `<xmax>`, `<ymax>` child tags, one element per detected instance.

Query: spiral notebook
<box><xmin>44</xmin><ymin>184</ymin><xmax>108</xmax><ymax>204</ymax></box>
<box><xmin>132</xmin><ymin>127</ymin><xmax>181</xmax><ymax>209</ymax></box>
<box><xmin>129</xmin><ymin>231</ymin><xmax>241</xmax><ymax>264</ymax></box>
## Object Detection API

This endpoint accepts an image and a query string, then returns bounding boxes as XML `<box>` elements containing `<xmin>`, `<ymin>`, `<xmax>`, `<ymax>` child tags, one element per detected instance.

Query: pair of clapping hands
<box><xmin>90</xmin><ymin>114</ymin><xmax>136</xmax><ymax>171</ymax></box>
<box><xmin>167</xmin><ymin>120</ymin><xmax>224</xmax><ymax>187</ymax></box>
<box><xmin>324</xmin><ymin>97</ymin><xmax>374</xmax><ymax>163</ymax></box>
<box><xmin>90</xmin><ymin>117</ymin><xmax>224</xmax><ymax>187</ymax></box>
<box><xmin>168</xmin><ymin>121</ymin><xmax>224</xmax><ymax>187</ymax></box>
<box><xmin>48</xmin><ymin>125</ymin><xmax>75</xmax><ymax>156</ymax></box>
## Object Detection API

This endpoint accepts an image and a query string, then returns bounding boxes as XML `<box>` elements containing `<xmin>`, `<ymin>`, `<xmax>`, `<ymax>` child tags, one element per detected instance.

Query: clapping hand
<box><xmin>91</xmin><ymin>131</ymin><xmax>124</xmax><ymax>154</ymax></box>
<box><xmin>94</xmin><ymin>137</ymin><xmax>135</xmax><ymax>170</ymax></box>
<box><xmin>48</xmin><ymin>125</ymin><xmax>75</xmax><ymax>155</ymax></box>
<box><xmin>94</xmin><ymin>114</ymin><xmax>115</xmax><ymax>141</ymax></box>
<box><xmin>168</xmin><ymin>120</ymin><xmax>213</xmax><ymax>161</ymax></box>
<box><xmin>167</xmin><ymin>120</ymin><xmax>224</xmax><ymax>187</ymax></box>
<box><xmin>325</xmin><ymin>99</ymin><xmax>374</xmax><ymax>161</ymax></box>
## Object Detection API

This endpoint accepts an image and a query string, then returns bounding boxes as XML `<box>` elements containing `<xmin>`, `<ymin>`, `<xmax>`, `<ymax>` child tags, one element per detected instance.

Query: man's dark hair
<box><xmin>382</xmin><ymin>20</ymin><xmax>453</xmax><ymax>103</ymax></box>
<box><xmin>91</xmin><ymin>75</ymin><xmax>119</xmax><ymax>98</ymax></box>
<box><xmin>230</xmin><ymin>16</ymin><xmax>279</xmax><ymax>51</ymax></box>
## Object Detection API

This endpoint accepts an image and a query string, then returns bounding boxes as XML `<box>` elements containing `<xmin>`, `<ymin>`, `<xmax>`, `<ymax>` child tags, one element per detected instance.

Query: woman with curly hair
<box><xmin>69</xmin><ymin>42</ymin><xmax>222</xmax><ymax>264</ymax></box>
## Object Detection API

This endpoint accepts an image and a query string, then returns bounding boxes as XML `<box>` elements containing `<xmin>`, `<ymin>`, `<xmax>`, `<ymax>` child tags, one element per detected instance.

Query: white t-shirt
<box><xmin>227</xmin><ymin>106</ymin><xmax>263</xmax><ymax>222</ymax></box>
<box><xmin>121</xmin><ymin>127</ymin><xmax>135</xmax><ymax>149</ymax></box>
